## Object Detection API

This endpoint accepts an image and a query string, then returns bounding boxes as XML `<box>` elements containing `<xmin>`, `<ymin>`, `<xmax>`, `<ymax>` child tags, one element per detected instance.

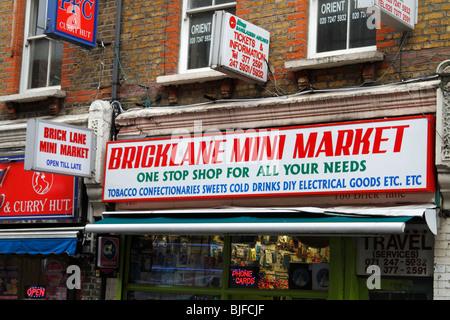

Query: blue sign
<box><xmin>45</xmin><ymin>0</ymin><xmax>99</xmax><ymax>48</ymax></box>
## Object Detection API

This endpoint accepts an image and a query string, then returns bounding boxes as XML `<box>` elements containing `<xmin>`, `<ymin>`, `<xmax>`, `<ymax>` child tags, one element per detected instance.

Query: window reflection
<box><xmin>129</xmin><ymin>235</ymin><xmax>224</xmax><ymax>287</ymax></box>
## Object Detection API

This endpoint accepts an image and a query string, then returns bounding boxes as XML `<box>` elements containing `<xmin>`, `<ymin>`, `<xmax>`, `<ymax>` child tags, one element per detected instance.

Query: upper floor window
<box><xmin>21</xmin><ymin>0</ymin><xmax>63</xmax><ymax>91</ymax></box>
<box><xmin>308</xmin><ymin>0</ymin><xmax>376</xmax><ymax>58</ymax></box>
<box><xmin>179</xmin><ymin>0</ymin><xmax>236</xmax><ymax>73</ymax></box>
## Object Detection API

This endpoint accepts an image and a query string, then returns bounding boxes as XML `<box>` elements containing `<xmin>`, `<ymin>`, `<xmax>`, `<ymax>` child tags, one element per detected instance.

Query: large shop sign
<box><xmin>210</xmin><ymin>11</ymin><xmax>270</xmax><ymax>84</ymax></box>
<box><xmin>102</xmin><ymin>116</ymin><xmax>435</xmax><ymax>202</ymax></box>
<box><xmin>0</xmin><ymin>160</ymin><xmax>77</xmax><ymax>220</ymax></box>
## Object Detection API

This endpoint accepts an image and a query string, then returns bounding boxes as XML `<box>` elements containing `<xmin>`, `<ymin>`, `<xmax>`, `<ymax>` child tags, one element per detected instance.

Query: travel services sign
<box><xmin>102</xmin><ymin>116</ymin><xmax>435</xmax><ymax>202</ymax></box>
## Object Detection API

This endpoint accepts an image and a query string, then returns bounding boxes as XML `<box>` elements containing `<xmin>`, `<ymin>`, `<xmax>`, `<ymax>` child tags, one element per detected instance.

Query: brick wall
<box><xmin>0</xmin><ymin>0</ymin><xmax>116</xmax><ymax>120</ymax></box>
<box><xmin>1</xmin><ymin>0</ymin><xmax>448</xmax><ymax>117</ymax></box>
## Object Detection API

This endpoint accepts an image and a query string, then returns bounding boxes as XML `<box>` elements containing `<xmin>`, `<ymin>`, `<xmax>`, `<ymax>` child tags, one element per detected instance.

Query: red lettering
<box><xmin>108</xmin><ymin>147</ymin><xmax>123</xmax><ymax>169</ymax></box>
<box><xmin>352</xmin><ymin>128</ymin><xmax>373</xmax><ymax>155</ymax></box>
<box><xmin>293</xmin><ymin>132</ymin><xmax>318</xmax><ymax>158</ymax></box>
<box><xmin>335</xmin><ymin>129</ymin><xmax>354</xmax><ymax>156</ymax></box>
<box><xmin>122</xmin><ymin>146</ymin><xmax>136</xmax><ymax>169</ymax></box>
<box><xmin>392</xmin><ymin>125</ymin><xmax>409</xmax><ymax>152</ymax></box>
<box><xmin>43</xmin><ymin>127</ymin><xmax>67</xmax><ymax>141</ymax></box>
<box><xmin>315</xmin><ymin>131</ymin><xmax>333</xmax><ymax>157</ymax></box>
<box><xmin>372</xmin><ymin>127</ymin><xmax>391</xmax><ymax>154</ymax></box>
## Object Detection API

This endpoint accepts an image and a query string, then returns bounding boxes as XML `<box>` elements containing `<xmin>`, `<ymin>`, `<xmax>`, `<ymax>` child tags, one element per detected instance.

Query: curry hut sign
<box><xmin>102</xmin><ymin>116</ymin><xmax>435</xmax><ymax>202</ymax></box>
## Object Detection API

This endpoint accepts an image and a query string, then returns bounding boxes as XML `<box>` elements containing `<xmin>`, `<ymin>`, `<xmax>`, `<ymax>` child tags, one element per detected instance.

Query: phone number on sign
<box><xmin>364</xmin><ymin>258</ymin><xmax>428</xmax><ymax>275</ymax></box>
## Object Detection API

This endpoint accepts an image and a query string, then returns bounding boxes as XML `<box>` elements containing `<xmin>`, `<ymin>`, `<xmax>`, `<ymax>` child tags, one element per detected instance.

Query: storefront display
<box><xmin>0</xmin><ymin>255</ymin><xmax>70</xmax><ymax>300</ymax></box>
<box><xmin>123</xmin><ymin>234</ymin><xmax>330</xmax><ymax>300</ymax></box>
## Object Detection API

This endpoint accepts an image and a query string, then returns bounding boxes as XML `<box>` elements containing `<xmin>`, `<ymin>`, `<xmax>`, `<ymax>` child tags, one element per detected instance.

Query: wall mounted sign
<box><xmin>97</xmin><ymin>237</ymin><xmax>119</xmax><ymax>269</ymax></box>
<box><xmin>357</xmin><ymin>0</ymin><xmax>417</xmax><ymax>30</ymax></box>
<box><xmin>102</xmin><ymin>116</ymin><xmax>435</xmax><ymax>203</ymax></box>
<box><xmin>45</xmin><ymin>0</ymin><xmax>99</xmax><ymax>48</ymax></box>
<box><xmin>210</xmin><ymin>11</ymin><xmax>270</xmax><ymax>84</ymax></box>
<box><xmin>25</xmin><ymin>119</ymin><xmax>95</xmax><ymax>178</ymax></box>
<box><xmin>356</xmin><ymin>226</ymin><xmax>433</xmax><ymax>277</ymax></box>
<box><xmin>0</xmin><ymin>159</ymin><xmax>77</xmax><ymax>220</ymax></box>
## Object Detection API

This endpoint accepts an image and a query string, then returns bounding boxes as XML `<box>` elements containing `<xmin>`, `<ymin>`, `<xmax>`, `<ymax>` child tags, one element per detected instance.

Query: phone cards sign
<box><xmin>25</xmin><ymin>119</ymin><xmax>94</xmax><ymax>178</ymax></box>
<box><xmin>102</xmin><ymin>116</ymin><xmax>434</xmax><ymax>202</ymax></box>
<box><xmin>210</xmin><ymin>11</ymin><xmax>270</xmax><ymax>84</ymax></box>
<box><xmin>45</xmin><ymin>0</ymin><xmax>99</xmax><ymax>48</ymax></box>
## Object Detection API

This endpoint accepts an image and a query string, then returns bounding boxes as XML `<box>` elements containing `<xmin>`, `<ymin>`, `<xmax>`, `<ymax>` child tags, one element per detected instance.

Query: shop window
<box><xmin>230</xmin><ymin>236</ymin><xmax>329</xmax><ymax>291</ymax></box>
<box><xmin>179</xmin><ymin>0</ymin><xmax>236</xmax><ymax>73</ymax></box>
<box><xmin>21</xmin><ymin>0</ymin><xmax>63</xmax><ymax>91</ymax></box>
<box><xmin>126</xmin><ymin>235</ymin><xmax>330</xmax><ymax>300</ymax></box>
<box><xmin>129</xmin><ymin>235</ymin><xmax>224</xmax><ymax>288</ymax></box>
<box><xmin>308</xmin><ymin>0</ymin><xmax>376</xmax><ymax>59</ymax></box>
<box><xmin>0</xmin><ymin>255</ymin><xmax>70</xmax><ymax>300</ymax></box>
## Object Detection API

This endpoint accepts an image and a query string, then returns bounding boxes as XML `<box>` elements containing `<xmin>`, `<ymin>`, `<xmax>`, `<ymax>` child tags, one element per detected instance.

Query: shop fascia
<box><xmin>102</xmin><ymin>115</ymin><xmax>434</xmax><ymax>202</ymax></box>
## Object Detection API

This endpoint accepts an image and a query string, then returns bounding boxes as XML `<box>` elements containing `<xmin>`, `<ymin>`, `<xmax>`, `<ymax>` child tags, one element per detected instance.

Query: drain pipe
<box><xmin>112</xmin><ymin>0</ymin><xmax>122</xmax><ymax>101</ymax></box>
<box><xmin>110</xmin><ymin>0</ymin><xmax>123</xmax><ymax>142</ymax></box>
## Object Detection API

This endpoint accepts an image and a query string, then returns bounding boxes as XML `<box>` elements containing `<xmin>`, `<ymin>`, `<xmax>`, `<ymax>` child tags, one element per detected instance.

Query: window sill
<box><xmin>156</xmin><ymin>69</ymin><xmax>229</xmax><ymax>86</ymax></box>
<box><xmin>0</xmin><ymin>88</ymin><xmax>66</xmax><ymax>104</ymax></box>
<box><xmin>285</xmin><ymin>50</ymin><xmax>384</xmax><ymax>71</ymax></box>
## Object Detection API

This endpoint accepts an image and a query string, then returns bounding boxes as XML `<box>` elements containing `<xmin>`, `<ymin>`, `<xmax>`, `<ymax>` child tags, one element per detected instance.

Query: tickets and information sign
<box><xmin>102</xmin><ymin>116</ymin><xmax>434</xmax><ymax>202</ymax></box>
<box><xmin>210</xmin><ymin>11</ymin><xmax>270</xmax><ymax>83</ymax></box>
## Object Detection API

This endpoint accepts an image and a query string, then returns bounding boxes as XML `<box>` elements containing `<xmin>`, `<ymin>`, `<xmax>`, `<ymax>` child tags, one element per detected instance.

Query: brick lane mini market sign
<box><xmin>25</xmin><ymin>119</ymin><xmax>95</xmax><ymax>178</ymax></box>
<box><xmin>102</xmin><ymin>116</ymin><xmax>435</xmax><ymax>202</ymax></box>
<box><xmin>210</xmin><ymin>11</ymin><xmax>270</xmax><ymax>84</ymax></box>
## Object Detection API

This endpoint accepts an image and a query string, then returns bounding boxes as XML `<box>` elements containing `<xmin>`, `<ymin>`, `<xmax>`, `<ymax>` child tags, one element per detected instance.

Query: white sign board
<box><xmin>356</xmin><ymin>227</ymin><xmax>433</xmax><ymax>277</ymax></box>
<box><xmin>25</xmin><ymin>119</ymin><xmax>95</xmax><ymax>178</ymax></box>
<box><xmin>358</xmin><ymin>0</ymin><xmax>417</xmax><ymax>30</ymax></box>
<box><xmin>210</xmin><ymin>11</ymin><xmax>270</xmax><ymax>84</ymax></box>
<box><xmin>102</xmin><ymin>116</ymin><xmax>434</xmax><ymax>202</ymax></box>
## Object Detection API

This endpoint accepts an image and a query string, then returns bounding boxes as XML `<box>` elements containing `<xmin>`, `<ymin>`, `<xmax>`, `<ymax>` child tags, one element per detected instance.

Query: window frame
<box><xmin>20</xmin><ymin>0</ymin><xmax>63</xmax><ymax>93</ymax></box>
<box><xmin>307</xmin><ymin>0</ymin><xmax>377</xmax><ymax>59</ymax></box>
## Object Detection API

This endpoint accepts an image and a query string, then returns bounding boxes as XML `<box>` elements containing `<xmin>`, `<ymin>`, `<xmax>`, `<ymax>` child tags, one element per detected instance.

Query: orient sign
<box><xmin>0</xmin><ymin>160</ymin><xmax>76</xmax><ymax>220</ymax></box>
<box><xmin>357</xmin><ymin>0</ymin><xmax>417</xmax><ymax>30</ymax></box>
<box><xmin>102</xmin><ymin>116</ymin><xmax>435</xmax><ymax>202</ymax></box>
<box><xmin>45</xmin><ymin>0</ymin><xmax>99</xmax><ymax>48</ymax></box>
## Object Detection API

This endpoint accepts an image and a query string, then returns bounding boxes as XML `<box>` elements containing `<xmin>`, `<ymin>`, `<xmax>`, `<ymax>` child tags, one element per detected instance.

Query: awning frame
<box><xmin>84</xmin><ymin>205</ymin><xmax>438</xmax><ymax>236</ymax></box>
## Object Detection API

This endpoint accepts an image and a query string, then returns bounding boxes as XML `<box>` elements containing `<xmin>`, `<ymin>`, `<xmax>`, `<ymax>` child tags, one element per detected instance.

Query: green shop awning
<box><xmin>84</xmin><ymin>205</ymin><xmax>432</xmax><ymax>235</ymax></box>
<box><xmin>85</xmin><ymin>215</ymin><xmax>412</xmax><ymax>235</ymax></box>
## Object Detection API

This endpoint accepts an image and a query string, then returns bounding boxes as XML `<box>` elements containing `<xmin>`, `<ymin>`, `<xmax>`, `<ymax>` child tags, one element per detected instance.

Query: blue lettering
<box><xmin>82</xmin><ymin>0</ymin><xmax>94</xmax><ymax>19</ymax></box>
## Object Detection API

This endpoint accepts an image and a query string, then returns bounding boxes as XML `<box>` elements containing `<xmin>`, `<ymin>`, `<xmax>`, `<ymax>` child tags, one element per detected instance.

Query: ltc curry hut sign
<box><xmin>0</xmin><ymin>160</ymin><xmax>77</xmax><ymax>220</ymax></box>
<box><xmin>45</xmin><ymin>0</ymin><xmax>99</xmax><ymax>48</ymax></box>
<box><xmin>102</xmin><ymin>116</ymin><xmax>435</xmax><ymax>202</ymax></box>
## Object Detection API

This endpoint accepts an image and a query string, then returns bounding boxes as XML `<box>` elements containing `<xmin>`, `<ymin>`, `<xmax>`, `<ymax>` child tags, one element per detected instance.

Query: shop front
<box><xmin>0</xmin><ymin>155</ymin><xmax>84</xmax><ymax>300</ymax></box>
<box><xmin>86</xmin><ymin>114</ymin><xmax>438</xmax><ymax>300</ymax></box>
